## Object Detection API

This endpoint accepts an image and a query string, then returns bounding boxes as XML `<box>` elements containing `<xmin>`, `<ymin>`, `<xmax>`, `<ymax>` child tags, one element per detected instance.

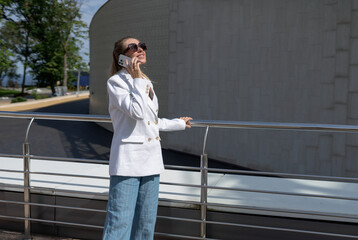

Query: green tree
<box><xmin>1</xmin><ymin>0</ymin><xmax>88</xmax><ymax>94</ymax></box>
<box><xmin>29</xmin><ymin>0</ymin><xmax>87</xmax><ymax>93</ymax></box>
<box><xmin>28</xmin><ymin>0</ymin><xmax>63</xmax><ymax>92</ymax></box>
<box><xmin>0</xmin><ymin>39</ymin><xmax>18</xmax><ymax>85</ymax></box>
<box><xmin>0</xmin><ymin>0</ymin><xmax>35</xmax><ymax>94</ymax></box>
<box><xmin>55</xmin><ymin>0</ymin><xmax>87</xmax><ymax>87</ymax></box>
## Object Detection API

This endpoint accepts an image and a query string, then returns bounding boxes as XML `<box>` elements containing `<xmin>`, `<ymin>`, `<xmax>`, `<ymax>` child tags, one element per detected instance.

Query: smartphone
<box><xmin>118</xmin><ymin>54</ymin><xmax>132</xmax><ymax>68</ymax></box>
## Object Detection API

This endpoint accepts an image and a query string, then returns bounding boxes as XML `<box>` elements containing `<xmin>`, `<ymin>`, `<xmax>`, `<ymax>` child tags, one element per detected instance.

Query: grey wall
<box><xmin>166</xmin><ymin>0</ymin><xmax>358</xmax><ymax>177</ymax></box>
<box><xmin>89</xmin><ymin>0</ymin><xmax>170</xmax><ymax>132</ymax></box>
<box><xmin>90</xmin><ymin>0</ymin><xmax>358</xmax><ymax>177</ymax></box>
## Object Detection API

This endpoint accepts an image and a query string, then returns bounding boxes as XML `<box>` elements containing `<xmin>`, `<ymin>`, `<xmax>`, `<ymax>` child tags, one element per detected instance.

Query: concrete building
<box><xmin>89</xmin><ymin>0</ymin><xmax>358</xmax><ymax>177</ymax></box>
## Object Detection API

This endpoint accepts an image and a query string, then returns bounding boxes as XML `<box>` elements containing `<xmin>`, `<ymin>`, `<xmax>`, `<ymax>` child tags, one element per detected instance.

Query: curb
<box><xmin>0</xmin><ymin>92</ymin><xmax>89</xmax><ymax>111</ymax></box>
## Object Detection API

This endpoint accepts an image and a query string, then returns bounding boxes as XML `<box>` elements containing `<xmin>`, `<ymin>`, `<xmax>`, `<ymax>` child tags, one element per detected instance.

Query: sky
<box><xmin>78</xmin><ymin>0</ymin><xmax>108</xmax><ymax>66</ymax></box>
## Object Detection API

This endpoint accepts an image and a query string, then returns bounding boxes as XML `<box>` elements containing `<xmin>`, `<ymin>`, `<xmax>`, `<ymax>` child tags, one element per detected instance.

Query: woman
<box><xmin>103</xmin><ymin>36</ymin><xmax>192</xmax><ymax>240</ymax></box>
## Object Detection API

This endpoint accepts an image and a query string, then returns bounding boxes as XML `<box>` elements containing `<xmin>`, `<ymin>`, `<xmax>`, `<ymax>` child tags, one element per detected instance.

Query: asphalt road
<box><xmin>0</xmin><ymin>98</ymin><xmax>237</xmax><ymax>169</ymax></box>
<box><xmin>0</xmin><ymin>99</ymin><xmax>112</xmax><ymax>160</ymax></box>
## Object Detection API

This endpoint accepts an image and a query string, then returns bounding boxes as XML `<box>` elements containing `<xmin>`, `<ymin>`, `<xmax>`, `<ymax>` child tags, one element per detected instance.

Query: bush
<box><xmin>11</xmin><ymin>96</ymin><xmax>27</xmax><ymax>103</ymax></box>
<box><xmin>0</xmin><ymin>88</ymin><xmax>20</xmax><ymax>97</ymax></box>
<box><xmin>33</xmin><ymin>91</ymin><xmax>49</xmax><ymax>100</ymax></box>
<box><xmin>26</xmin><ymin>86</ymin><xmax>36</xmax><ymax>91</ymax></box>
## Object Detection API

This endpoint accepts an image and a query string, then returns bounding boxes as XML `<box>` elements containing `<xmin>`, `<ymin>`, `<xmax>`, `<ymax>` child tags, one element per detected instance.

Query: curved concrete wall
<box><xmin>90</xmin><ymin>0</ymin><xmax>358</xmax><ymax>177</ymax></box>
<box><xmin>89</xmin><ymin>0</ymin><xmax>170</xmax><ymax>131</ymax></box>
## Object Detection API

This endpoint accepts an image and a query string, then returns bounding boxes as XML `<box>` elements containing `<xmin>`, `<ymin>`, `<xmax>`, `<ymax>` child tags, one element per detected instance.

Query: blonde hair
<box><xmin>109</xmin><ymin>36</ymin><xmax>150</xmax><ymax>81</ymax></box>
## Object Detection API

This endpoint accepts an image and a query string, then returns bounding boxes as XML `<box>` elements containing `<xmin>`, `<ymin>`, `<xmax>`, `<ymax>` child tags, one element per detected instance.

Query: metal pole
<box><xmin>23</xmin><ymin>118</ymin><xmax>34</xmax><ymax>240</ymax></box>
<box><xmin>76</xmin><ymin>69</ymin><xmax>80</xmax><ymax>97</ymax></box>
<box><xmin>200</xmin><ymin>153</ymin><xmax>208</xmax><ymax>238</ymax></box>
<box><xmin>200</xmin><ymin>126</ymin><xmax>210</xmax><ymax>238</ymax></box>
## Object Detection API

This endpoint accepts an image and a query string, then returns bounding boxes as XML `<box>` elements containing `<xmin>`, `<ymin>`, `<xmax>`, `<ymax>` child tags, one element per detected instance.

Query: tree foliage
<box><xmin>0</xmin><ymin>0</ymin><xmax>88</xmax><ymax>94</ymax></box>
<box><xmin>0</xmin><ymin>0</ymin><xmax>34</xmax><ymax>93</ymax></box>
<box><xmin>0</xmin><ymin>38</ymin><xmax>18</xmax><ymax>85</ymax></box>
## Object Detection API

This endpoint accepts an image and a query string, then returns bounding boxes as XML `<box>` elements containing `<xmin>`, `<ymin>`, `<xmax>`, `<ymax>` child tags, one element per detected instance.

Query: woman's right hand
<box><xmin>126</xmin><ymin>57</ymin><xmax>142</xmax><ymax>79</ymax></box>
<box><xmin>180</xmin><ymin>117</ymin><xmax>193</xmax><ymax>128</ymax></box>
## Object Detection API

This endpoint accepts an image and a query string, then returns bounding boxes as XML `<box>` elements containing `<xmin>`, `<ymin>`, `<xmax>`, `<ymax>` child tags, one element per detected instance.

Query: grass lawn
<box><xmin>0</xmin><ymin>88</ymin><xmax>21</xmax><ymax>97</ymax></box>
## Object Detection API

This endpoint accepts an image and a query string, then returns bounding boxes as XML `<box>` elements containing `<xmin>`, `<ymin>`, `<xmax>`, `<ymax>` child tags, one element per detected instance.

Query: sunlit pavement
<box><xmin>0</xmin><ymin>91</ymin><xmax>89</xmax><ymax>111</ymax></box>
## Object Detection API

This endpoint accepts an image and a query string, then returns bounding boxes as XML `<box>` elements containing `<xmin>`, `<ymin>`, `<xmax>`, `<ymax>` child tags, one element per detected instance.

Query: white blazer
<box><xmin>107</xmin><ymin>70</ymin><xmax>185</xmax><ymax>176</ymax></box>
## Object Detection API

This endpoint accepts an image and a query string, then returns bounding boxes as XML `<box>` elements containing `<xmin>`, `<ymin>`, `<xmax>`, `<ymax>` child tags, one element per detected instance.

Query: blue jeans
<box><xmin>102</xmin><ymin>175</ymin><xmax>160</xmax><ymax>240</ymax></box>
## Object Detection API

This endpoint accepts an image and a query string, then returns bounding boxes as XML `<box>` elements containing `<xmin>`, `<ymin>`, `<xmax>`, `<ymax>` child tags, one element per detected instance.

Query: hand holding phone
<box><xmin>118</xmin><ymin>54</ymin><xmax>132</xmax><ymax>68</ymax></box>
<box><xmin>119</xmin><ymin>54</ymin><xmax>143</xmax><ymax>79</ymax></box>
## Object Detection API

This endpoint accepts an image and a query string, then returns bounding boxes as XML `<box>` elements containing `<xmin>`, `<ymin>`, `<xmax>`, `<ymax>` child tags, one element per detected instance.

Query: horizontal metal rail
<box><xmin>204</xmin><ymin>219</ymin><xmax>358</xmax><ymax>239</ymax></box>
<box><xmin>0</xmin><ymin>199</ymin><xmax>106</xmax><ymax>213</ymax></box>
<box><xmin>28</xmin><ymin>171</ymin><xmax>109</xmax><ymax>180</ymax></box>
<box><xmin>0</xmin><ymin>214</ymin><xmax>104</xmax><ymax>229</ymax></box>
<box><xmin>2</xmin><ymin>155</ymin><xmax>358</xmax><ymax>183</ymax></box>
<box><xmin>2</xmin><ymin>170</ymin><xmax>355</xmax><ymax>219</ymax></box>
<box><xmin>2</xmin><ymin>110</ymin><xmax>358</xmax><ymax>133</ymax></box>
<box><xmin>5</xmin><ymin>167</ymin><xmax>356</xmax><ymax>203</ymax></box>
<box><xmin>30</xmin><ymin>155</ymin><xmax>108</xmax><ymax>164</ymax></box>
<box><xmin>165</xmin><ymin>164</ymin><xmax>358</xmax><ymax>183</ymax></box>
<box><xmin>154</xmin><ymin>232</ymin><xmax>218</xmax><ymax>240</ymax></box>
<box><xmin>3</xmin><ymin>195</ymin><xmax>357</xmax><ymax>224</ymax></box>
<box><xmin>0</xmin><ymin>153</ymin><xmax>108</xmax><ymax>164</ymax></box>
<box><xmin>0</xmin><ymin>183</ymin><xmax>108</xmax><ymax>197</ymax></box>
<box><xmin>158</xmin><ymin>198</ymin><xmax>358</xmax><ymax>221</ymax></box>
<box><xmin>203</xmin><ymin>167</ymin><xmax>358</xmax><ymax>183</ymax></box>
<box><xmin>157</xmin><ymin>216</ymin><xmax>358</xmax><ymax>239</ymax></box>
<box><xmin>160</xmin><ymin>181</ymin><xmax>358</xmax><ymax>202</ymax></box>
<box><xmin>0</xmin><ymin>168</ymin><xmax>109</xmax><ymax>180</ymax></box>
<box><xmin>190</xmin><ymin>119</ymin><xmax>358</xmax><ymax>133</ymax></box>
<box><xmin>0</xmin><ymin>111</ymin><xmax>111</xmax><ymax>123</ymax></box>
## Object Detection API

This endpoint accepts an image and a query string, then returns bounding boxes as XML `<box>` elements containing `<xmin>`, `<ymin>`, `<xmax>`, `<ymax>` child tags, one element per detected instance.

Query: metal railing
<box><xmin>1</xmin><ymin>110</ymin><xmax>358</xmax><ymax>239</ymax></box>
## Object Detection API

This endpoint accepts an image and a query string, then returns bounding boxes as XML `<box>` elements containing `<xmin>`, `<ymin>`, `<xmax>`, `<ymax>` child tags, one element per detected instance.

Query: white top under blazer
<box><xmin>107</xmin><ymin>70</ymin><xmax>186</xmax><ymax>176</ymax></box>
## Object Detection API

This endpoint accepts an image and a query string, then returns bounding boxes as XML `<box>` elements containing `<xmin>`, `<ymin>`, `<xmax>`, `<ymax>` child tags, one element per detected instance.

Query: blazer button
<box><xmin>156</xmin><ymin>109</ymin><xmax>158</xmax><ymax>112</ymax></box>
<box><xmin>148</xmin><ymin>121</ymin><xmax>150</xmax><ymax>125</ymax></box>
<box><xmin>148</xmin><ymin>138</ymin><xmax>152</xmax><ymax>142</ymax></box>
<box><xmin>155</xmin><ymin>136</ymin><xmax>159</xmax><ymax>140</ymax></box>
<box><xmin>154</xmin><ymin>121</ymin><xmax>158</xmax><ymax>125</ymax></box>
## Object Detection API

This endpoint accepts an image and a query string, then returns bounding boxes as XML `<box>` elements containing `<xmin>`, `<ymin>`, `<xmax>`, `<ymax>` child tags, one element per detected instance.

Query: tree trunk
<box><xmin>51</xmin><ymin>83</ymin><xmax>55</xmax><ymax>95</ymax></box>
<box><xmin>63</xmin><ymin>49</ymin><xmax>67</xmax><ymax>87</ymax></box>
<box><xmin>21</xmin><ymin>33</ymin><xmax>29</xmax><ymax>95</ymax></box>
<box><xmin>21</xmin><ymin>61</ymin><xmax>27</xmax><ymax>94</ymax></box>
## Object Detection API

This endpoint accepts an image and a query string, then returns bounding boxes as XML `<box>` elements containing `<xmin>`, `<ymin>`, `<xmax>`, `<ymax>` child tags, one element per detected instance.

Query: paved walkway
<box><xmin>0</xmin><ymin>92</ymin><xmax>89</xmax><ymax>111</ymax></box>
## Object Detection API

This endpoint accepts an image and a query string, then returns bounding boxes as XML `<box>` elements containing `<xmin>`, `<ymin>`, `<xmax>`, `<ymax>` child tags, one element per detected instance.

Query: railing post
<box><xmin>200</xmin><ymin>126</ymin><xmax>210</xmax><ymax>238</ymax></box>
<box><xmin>23</xmin><ymin>142</ymin><xmax>31</xmax><ymax>240</ymax></box>
<box><xmin>200</xmin><ymin>153</ymin><xmax>208</xmax><ymax>238</ymax></box>
<box><xmin>23</xmin><ymin>118</ymin><xmax>34</xmax><ymax>240</ymax></box>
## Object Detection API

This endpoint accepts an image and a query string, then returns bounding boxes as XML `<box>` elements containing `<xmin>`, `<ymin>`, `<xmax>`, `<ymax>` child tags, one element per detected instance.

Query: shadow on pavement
<box><xmin>0</xmin><ymin>98</ymin><xmax>247</xmax><ymax>170</ymax></box>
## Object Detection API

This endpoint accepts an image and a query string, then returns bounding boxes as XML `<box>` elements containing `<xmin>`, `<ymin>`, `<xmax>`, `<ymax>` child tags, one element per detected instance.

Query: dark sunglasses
<box><xmin>123</xmin><ymin>42</ymin><xmax>147</xmax><ymax>53</ymax></box>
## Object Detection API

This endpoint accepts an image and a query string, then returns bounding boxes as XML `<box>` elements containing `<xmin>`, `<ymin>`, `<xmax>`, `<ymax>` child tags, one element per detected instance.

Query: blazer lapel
<box><xmin>147</xmin><ymin>88</ymin><xmax>159</xmax><ymax>119</ymax></box>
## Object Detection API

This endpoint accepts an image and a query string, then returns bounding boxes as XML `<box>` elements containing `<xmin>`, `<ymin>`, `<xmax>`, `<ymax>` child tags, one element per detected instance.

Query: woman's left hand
<box><xmin>180</xmin><ymin>117</ymin><xmax>193</xmax><ymax>128</ymax></box>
